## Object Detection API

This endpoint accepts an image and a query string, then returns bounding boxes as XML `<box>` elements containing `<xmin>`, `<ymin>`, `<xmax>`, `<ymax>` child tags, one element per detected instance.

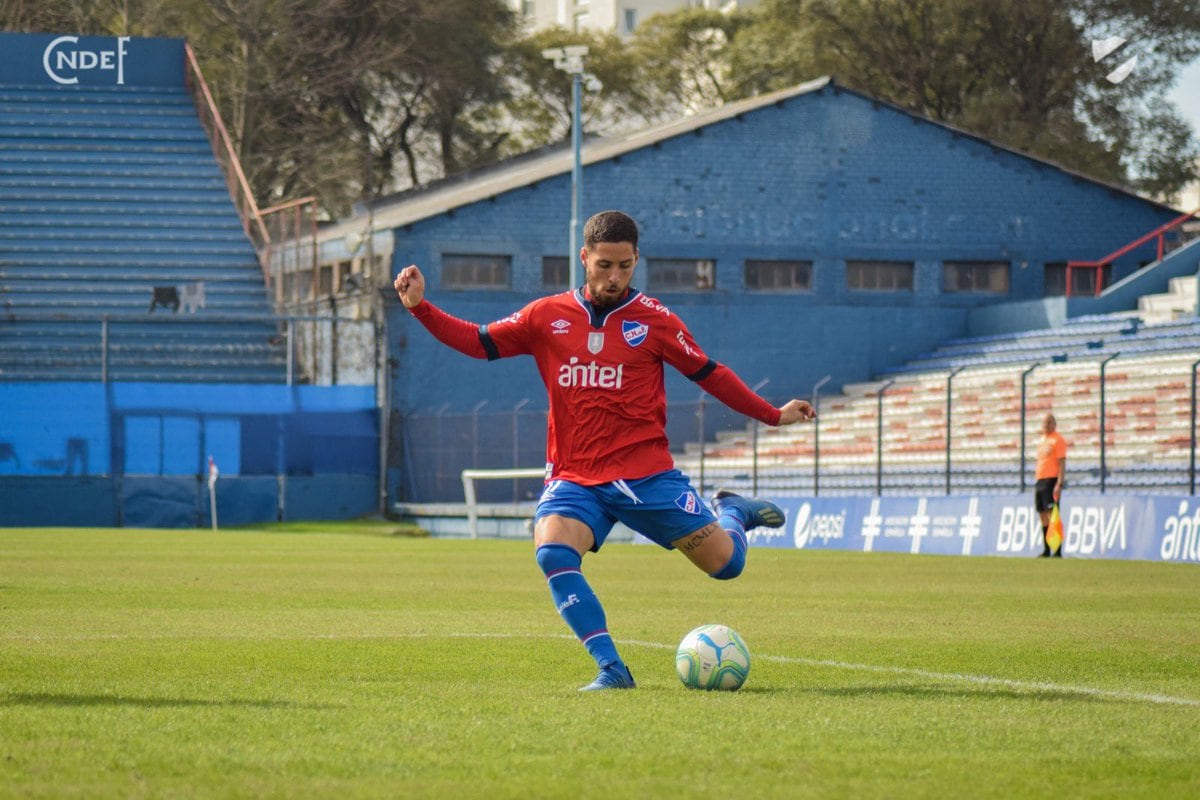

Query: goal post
<box><xmin>461</xmin><ymin>467</ymin><xmax>545</xmax><ymax>539</ymax></box>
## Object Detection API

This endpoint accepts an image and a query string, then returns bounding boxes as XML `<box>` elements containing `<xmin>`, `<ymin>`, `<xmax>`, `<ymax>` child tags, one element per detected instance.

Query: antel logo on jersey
<box><xmin>557</xmin><ymin>357</ymin><xmax>624</xmax><ymax>389</ymax></box>
<box><xmin>622</xmin><ymin>320</ymin><xmax>648</xmax><ymax>347</ymax></box>
<box><xmin>43</xmin><ymin>35</ymin><xmax>130</xmax><ymax>85</ymax></box>
<box><xmin>551</xmin><ymin>319</ymin><xmax>571</xmax><ymax>335</ymax></box>
<box><xmin>792</xmin><ymin>503</ymin><xmax>846</xmax><ymax>549</ymax></box>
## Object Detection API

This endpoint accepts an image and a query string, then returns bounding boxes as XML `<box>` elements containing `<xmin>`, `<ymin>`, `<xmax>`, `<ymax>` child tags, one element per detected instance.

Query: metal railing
<box><xmin>401</xmin><ymin>352</ymin><xmax>1200</xmax><ymax>503</ymax></box>
<box><xmin>182</xmin><ymin>43</ymin><xmax>271</xmax><ymax>280</ymax></box>
<box><xmin>260</xmin><ymin>197</ymin><xmax>319</xmax><ymax>306</ymax></box>
<box><xmin>1066</xmin><ymin>207</ymin><xmax>1200</xmax><ymax>297</ymax></box>
<box><xmin>2</xmin><ymin>312</ymin><xmax>377</xmax><ymax>387</ymax></box>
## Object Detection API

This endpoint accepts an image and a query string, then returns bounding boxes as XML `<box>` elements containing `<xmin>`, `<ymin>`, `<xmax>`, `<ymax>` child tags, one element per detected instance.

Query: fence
<box><xmin>400</xmin><ymin>352</ymin><xmax>1200</xmax><ymax>503</ymax></box>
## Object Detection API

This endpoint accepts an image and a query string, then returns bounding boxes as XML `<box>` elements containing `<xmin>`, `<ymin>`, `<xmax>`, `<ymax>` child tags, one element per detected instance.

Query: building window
<box><xmin>442</xmin><ymin>253</ymin><xmax>511</xmax><ymax>289</ymax></box>
<box><xmin>624</xmin><ymin>8</ymin><xmax>637</xmax><ymax>32</ymax></box>
<box><xmin>745</xmin><ymin>260</ymin><xmax>812</xmax><ymax>291</ymax></box>
<box><xmin>1045</xmin><ymin>262</ymin><xmax>1111</xmax><ymax>296</ymax></box>
<box><xmin>522</xmin><ymin>0</ymin><xmax>535</xmax><ymax>17</ymax></box>
<box><xmin>319</xmin><ymin>264</ymin><xmax>334</xmax><ymax>296</ymax></box>
<box><xmin>944</xmin><ymin>261</ymin><xmax>1009</xmax><ymax>294</ymax></box>
<box><xmin>1044</xmin><ymin>262</ymin><xmax>1067</xmax><ymax>296</ymax></box>
<box><xmin>542</xmin><ymin>256</ymin><xmax>571</xmax><ymax>289</ymax></box>
<box><xmin>847</xmin><ymin>260</ymin><xmax>914</xmax><ymax>292</ymax></box>
<box><xmin>335</xmin><ymin>260</ymin><xmax>353</xmax><ymax>293</ymax></box>
<box><xmin>294</xmin><ymin>271</ymin><xmax>312</xmax><ymax>301</ymax></box>
<box><xmin>646</xmin><ymin>258</ymin><xmax>715</xmax><ymax>292</ymax></box>
<box><xmin>573</xmin><ymin>11</ymin><xmax>589</xmax><ymax>31</ymax></box>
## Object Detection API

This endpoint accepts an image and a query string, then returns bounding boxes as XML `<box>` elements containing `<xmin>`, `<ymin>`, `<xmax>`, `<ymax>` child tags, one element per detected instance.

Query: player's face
<box><xmin>582</xmin><ymin>241</ymin><xmax>638</xmax><ymax>308</ymax></box>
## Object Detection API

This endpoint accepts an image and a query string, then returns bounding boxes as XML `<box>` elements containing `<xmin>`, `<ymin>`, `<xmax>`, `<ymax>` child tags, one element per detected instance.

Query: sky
<box><xmin>1167</xmin><ymin>57</ymin><xmax>1200</xmax><ymax>141</ymax></box>
<box><xmin>1166</xmin><ymin>57</ymin><xmax>1200</xmax><ymax>207</ymax></box>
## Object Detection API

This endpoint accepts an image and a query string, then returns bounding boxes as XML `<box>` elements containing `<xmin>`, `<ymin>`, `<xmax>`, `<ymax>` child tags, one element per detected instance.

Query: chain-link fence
<box><xmin>400</xmin><ymin>351</ymin><xmax>1200</xmax><ymax>504</ymax></box>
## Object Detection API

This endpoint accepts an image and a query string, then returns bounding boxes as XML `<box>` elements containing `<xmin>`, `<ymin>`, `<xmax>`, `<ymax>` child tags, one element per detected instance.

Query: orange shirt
<box><xmin>1035</xmin><ymin>431</ymin><xmax>1068</xmax><ymax>480</ymax></box>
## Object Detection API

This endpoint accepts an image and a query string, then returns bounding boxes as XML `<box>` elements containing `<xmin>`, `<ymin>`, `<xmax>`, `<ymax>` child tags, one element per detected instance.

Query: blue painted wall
<box><xmin>0</xmin><ymin>382</ymin><xmax>379</xmax><ymax>526</ymax></box>
<box><xmin>0</xmin><ymin>31</ymin><xmax>184</xmax><ymax>87</ymax></box>
<box><xmin>384</xmin><ymin>83</ymin><xmax>1177</xmax><ymax>418</ymax></box>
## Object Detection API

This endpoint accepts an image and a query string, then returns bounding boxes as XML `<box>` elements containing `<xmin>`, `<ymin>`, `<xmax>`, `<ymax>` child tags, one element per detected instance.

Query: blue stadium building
<box><xmin>321</xmin><ymin>77</ymin><xmax>1191</xmax><ymax>501</ymax></box>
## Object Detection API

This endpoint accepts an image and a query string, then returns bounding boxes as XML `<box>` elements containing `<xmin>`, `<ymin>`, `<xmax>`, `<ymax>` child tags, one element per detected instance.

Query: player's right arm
<box><xmin>394</xmin><ymin>265</ymin><xmax>531</xmax><ymax>360</ymax></box>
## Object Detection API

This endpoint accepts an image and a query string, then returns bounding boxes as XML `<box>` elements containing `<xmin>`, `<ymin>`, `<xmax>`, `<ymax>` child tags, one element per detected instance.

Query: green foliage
<box><xmin>731</xmin><ymin>0</ymin><xmax>1199</xmax><ymax>198</ymax></box>
<box><xmin>2</xmin><ymin>529</ymin><xmax>1199</xmax><ymax>797</ymax></box>
<box><xmin>2</xmin><ymin>0</ymin><xmax>1195</xmax><ymax>212</ymax></box>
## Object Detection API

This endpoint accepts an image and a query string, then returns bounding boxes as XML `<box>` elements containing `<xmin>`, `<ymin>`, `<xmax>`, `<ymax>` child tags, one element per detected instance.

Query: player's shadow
<box><xmin>1</xmin><ymin>692</ymin><xmax>337</xmax><ymax>710</ymax></box>
<box><xmin>796</xmin><ymin>683</ymin><xmax>1109</xmax><ymax>704</ymax></box>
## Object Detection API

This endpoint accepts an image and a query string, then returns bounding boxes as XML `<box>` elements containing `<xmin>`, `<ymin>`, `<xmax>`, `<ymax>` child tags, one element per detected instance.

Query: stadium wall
<box><xmin>383</xmin><ymin>83</ymin><xmax>1179</xmax><ymax>419</ymax></box>
<box><xmin>404</xmin><ymin>493</ymin><xmax>1200</xmax><ymax>565</ymax></box>
<box><xmin>750</xmin><ymin>494</ymin><xmax>1200</xmax><ymax>564</ymax></box>
<box><xmin>0</xmin><ymin>382</ymin><xmax>378</xmax><ymax>527</ymax></box>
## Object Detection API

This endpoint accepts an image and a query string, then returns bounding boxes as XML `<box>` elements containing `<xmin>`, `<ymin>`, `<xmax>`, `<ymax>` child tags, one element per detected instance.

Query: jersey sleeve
<box><xmin>661</xmin><ymin>311</ymin><xmax>781</xmax><ymax>426</ymax></box>
<box><xmin>409</xmin><ymin>299</ymin><xmax>532</xmax><ymax>360</ymax></box>
<box><xmin>659</xmin><ymin>312</ymin><xmax>715</xmax><ymax>378</ymax></box>
<box><xmin>478</xmin><ymin>301</ymin><xmax>536</xmax><ymax>359</ymax></box>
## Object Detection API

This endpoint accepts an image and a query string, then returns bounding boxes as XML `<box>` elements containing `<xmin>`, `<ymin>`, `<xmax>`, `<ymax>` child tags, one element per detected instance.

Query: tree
<box><xmin>629</xmin><ymin>8</ymin><xmax>750</xmax><ymax>113</ymax></box>
<box><xmin>726</xmin><ymin>0</ymin><xmax>1200</xmax><ymax>198</ymax></box>
<box><xmin>496</xmin><ymin>27</ymin><xmax>652</xmax><ymax>156</ymax></box>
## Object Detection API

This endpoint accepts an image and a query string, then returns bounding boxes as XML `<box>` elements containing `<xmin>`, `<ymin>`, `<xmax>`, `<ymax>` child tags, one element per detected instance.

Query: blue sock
<box><xmin>711</xmin><ymin>510</ymin><xmax>748</xmax><ymax>580</ymax></box>
<box><xmin>535</xmin><ymin>544</ymin><xmax>622</xmax><ymax>669</ymax></box>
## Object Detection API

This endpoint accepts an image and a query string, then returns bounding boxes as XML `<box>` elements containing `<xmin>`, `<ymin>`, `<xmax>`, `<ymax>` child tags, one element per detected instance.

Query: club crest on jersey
<box><xmin>587</xmin><ymin>332</ymin><xmax>604</xmax><ymax>354</ymax></box>
<box><xmin>675</xmin><ymin>491</ymin><xmax>701</xmax><ymax>514</ymax></box>
<box><xmin>622</xmin><ymin>320</ymin><xmax>648</xmax><ymax>347</ymax></box>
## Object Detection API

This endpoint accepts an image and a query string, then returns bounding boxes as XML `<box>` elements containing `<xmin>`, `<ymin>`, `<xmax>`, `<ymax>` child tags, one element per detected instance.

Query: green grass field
<box><xmin>2</xmin><ymin>523</ymin><xmax>1198</xmax><ymax>799</ymax></box>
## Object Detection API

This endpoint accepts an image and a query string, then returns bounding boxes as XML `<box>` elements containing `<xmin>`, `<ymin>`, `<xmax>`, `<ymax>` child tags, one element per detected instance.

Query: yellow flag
<box><xmin>1046</xmin><ymin>504</ymin><xmax>1064</xmax><ymax>553</ymax></box>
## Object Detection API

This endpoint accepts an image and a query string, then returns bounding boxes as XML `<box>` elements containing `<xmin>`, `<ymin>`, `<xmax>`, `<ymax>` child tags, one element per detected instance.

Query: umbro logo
<box><xmin>551</xmin><ymin>319</ymin><xmax>571</xmax><ymax>335</ymax></box>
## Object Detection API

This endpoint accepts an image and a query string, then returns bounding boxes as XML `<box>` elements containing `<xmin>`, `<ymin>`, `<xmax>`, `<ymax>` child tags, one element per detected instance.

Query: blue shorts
<box><xmin>534</xmin><ymin>469</ymin><xmax>717</xmax><ymax>551</ymax></box>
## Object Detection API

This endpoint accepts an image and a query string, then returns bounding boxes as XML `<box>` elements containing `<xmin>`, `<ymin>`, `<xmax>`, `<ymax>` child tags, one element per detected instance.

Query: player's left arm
<box><xmin>665</xmin><ymin>318</ymin><xmax>814</xmax><ymax>426</ymax></box>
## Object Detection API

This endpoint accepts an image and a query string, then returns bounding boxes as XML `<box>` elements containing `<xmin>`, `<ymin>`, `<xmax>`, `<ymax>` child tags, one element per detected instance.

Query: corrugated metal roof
<box><xmin>319</xmin><ymin>74</ymin><xmax>1176</xmax><ymax>242</ymax></box>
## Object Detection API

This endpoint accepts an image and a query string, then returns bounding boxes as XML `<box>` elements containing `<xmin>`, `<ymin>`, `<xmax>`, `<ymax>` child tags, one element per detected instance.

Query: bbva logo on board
<box><xmin>42</xmin><ymin>35</ymin><xmax>130</xmax><ymax>85</ymax></box>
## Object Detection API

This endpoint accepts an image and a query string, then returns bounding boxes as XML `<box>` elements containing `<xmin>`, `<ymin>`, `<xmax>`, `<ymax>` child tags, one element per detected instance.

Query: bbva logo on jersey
<box><xmin>622</xmin><ymin>320</ymin><xmax>648</xmax><ymax>347</ymax></box>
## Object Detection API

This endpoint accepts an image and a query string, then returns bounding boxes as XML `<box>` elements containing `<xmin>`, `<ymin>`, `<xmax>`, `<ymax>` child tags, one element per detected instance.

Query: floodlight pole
<box><xmin>1190</xmin><ymin>358</ymin><xmax>1199</xmax><ymax>495</ymax></box>
<box><xmin>1099</xmin><ymin>352</ymin><xmax>1119</xmax><ymax>494</ymax></box>
<box><xmin>1019</xmin><ymin>362</ymin><xmax>1043</xmax><ymax>493</ymax></box>
<box><xmin>876</xmin><ymin>379</ymin><xmax>895</xmax><ymax>497</ymax></box>
<box><xmin>751</xmin><ymin>378</ymin><xmax>769</xmax><ymax>496</ymax></box>
<box><xmin>812</xmin><ymin>375</ymin><xmax>831</xmax><ymax>496</ymax></box>
<box><xmin>945</xmin><ymin>366</ymin><xmax>966</xmax><ymax>495</ymax></box>
<box><xmin>543</xmin><ymin>46</ymin><xmax>589</xmax><ymax>288</ymax></box>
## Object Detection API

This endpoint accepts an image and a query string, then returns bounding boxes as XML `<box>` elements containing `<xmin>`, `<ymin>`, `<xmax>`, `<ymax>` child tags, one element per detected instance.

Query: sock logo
<box><xmin>557</xmin><ymin>593</ymin><xmax>579</xmax><ymax>613</ymax></box>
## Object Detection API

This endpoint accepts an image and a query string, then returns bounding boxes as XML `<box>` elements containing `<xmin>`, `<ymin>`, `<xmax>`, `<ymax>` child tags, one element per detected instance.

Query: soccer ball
<box><xmin>675</xmin><ymin>624</ymin><xmax>751</xmax><ymax>691</ymax></box>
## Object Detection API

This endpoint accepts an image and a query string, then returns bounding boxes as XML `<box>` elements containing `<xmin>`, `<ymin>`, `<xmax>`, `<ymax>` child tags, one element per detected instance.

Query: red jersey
<box><xmin>410</xmin><ymin>288</ymin><xmax>780</xmax><ymax>485</ymax></box>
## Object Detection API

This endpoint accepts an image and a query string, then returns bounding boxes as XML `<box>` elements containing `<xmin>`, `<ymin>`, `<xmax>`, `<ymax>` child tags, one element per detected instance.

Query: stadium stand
<box><xmin>677</xmin><ymin>311</ymin><xmax>1200</xmax><ymax>497</ymax></box>
<box><xmin>0</xmin><ymin>81</ymin><xmax>286</xmax><ymax>382</ymax></box>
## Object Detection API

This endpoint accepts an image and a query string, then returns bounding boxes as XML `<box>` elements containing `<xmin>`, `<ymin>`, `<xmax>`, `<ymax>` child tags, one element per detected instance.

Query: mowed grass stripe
<box><xmin>7</xmin><ymin>630</ymin><xmax>1199</xmax><ymax>709</ymax></box>
<box><xmin>2</xmin><ymin>527</ymin><xmax>1198</xmax><ymax>799</ymax></box>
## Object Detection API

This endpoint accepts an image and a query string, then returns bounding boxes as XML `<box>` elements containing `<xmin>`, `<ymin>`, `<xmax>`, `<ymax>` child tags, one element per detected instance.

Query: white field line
<box><xmin>6</xmin><ymin>630</ymin><xmax>1198</xmax><ymax>709</ymax></box>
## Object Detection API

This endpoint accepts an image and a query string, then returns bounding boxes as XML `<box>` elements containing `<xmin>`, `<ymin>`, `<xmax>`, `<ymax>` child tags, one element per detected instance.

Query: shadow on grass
<box><xmin>2</xmin><ymin>692</ymin><xmax>338</xmax><ymax>710</ymax></box>
<box><xmin>794</xmin><ymin>683</ymin><xmax>1108</xmax><ymax>704</ymax></box>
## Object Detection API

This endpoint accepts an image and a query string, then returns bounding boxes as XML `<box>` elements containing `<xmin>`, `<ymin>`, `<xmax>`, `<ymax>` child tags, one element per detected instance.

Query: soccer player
<box><xmin>1034</xmin><ymin>412</ymin><xmax>1068</xmax><ymax>557</ymax></box>
<box><xmin>394</xmin><ymin>210</ymin><xmax>815</xmax><ymax>690</ymax></box>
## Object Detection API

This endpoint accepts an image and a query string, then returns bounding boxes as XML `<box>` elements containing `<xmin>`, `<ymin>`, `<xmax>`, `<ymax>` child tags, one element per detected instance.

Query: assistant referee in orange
<box><xmin>1034</xmin><ymin>413</ymin><xmax>1068</xmax><ymax>557</ymax></box>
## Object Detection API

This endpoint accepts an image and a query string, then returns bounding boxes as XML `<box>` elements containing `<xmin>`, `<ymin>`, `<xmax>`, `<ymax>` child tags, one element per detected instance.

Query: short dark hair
<box><xmin>584</xmin><ymin>210</ymin><xmax>639</xmax><ymax>249</ymax></box>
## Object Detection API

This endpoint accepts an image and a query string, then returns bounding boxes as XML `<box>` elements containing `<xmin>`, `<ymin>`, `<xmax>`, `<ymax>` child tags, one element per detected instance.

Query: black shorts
<box><xmin>1034</xmin><ymin>478</ymin><xmax>1059</xmax><ymax>512</ymax></box>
